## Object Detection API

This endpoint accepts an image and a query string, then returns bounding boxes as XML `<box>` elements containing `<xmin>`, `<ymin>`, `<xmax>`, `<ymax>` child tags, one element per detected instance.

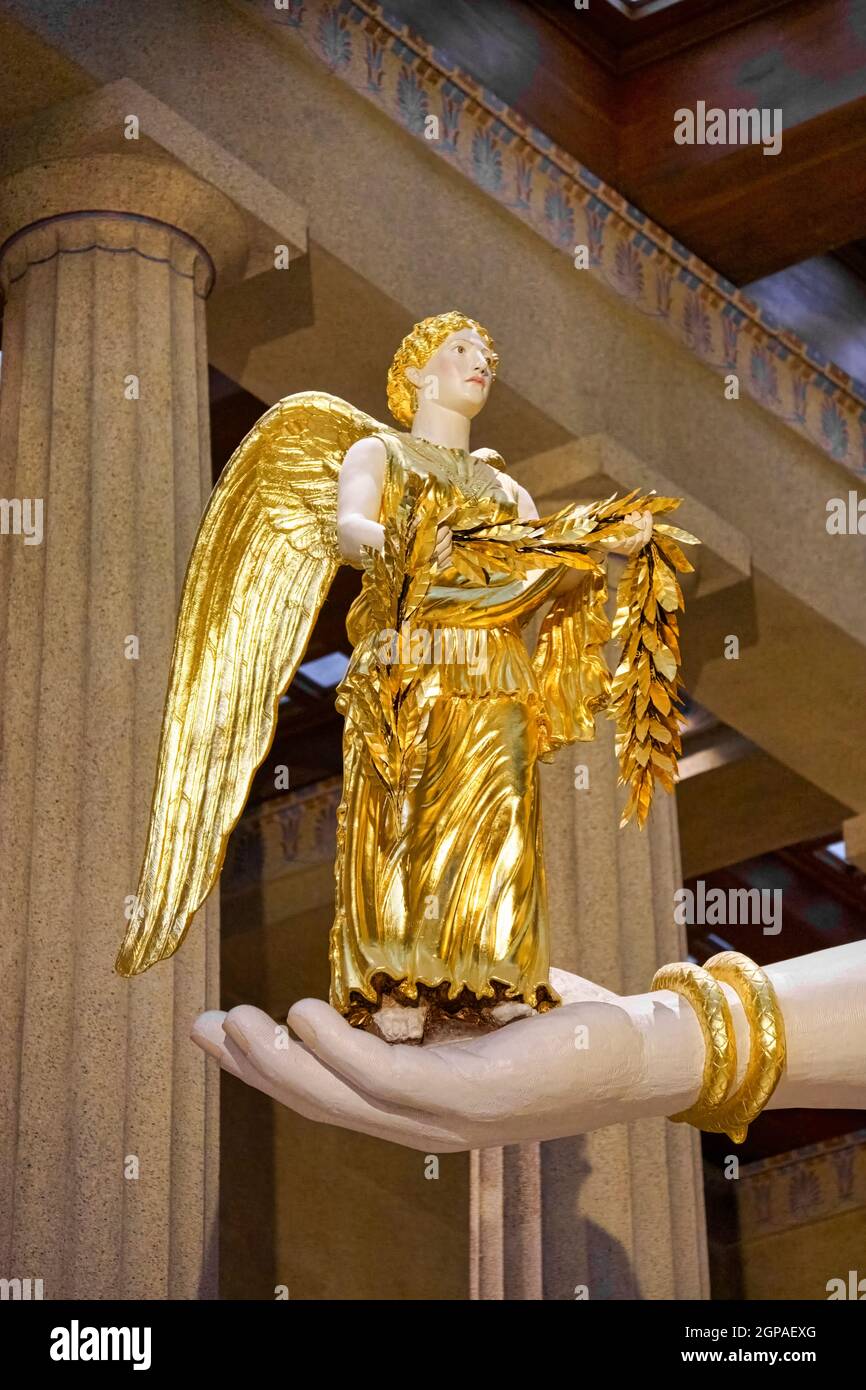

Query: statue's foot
<box><xmin>371</xmin><ymin>996</ymin><xmax>429</xmax><ymax>1043</ymax></box>
<box><xmin>489</xmin><ymin>1000</ymin><xmax>536</xmax><ymax>1025</ymax></box>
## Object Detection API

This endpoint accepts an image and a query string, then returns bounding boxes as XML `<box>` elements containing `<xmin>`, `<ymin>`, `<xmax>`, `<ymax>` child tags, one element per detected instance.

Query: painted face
<box><xmin>410</xmin><ymin>328</ymin><xmax>495</xmax><ymax>419</ymax></box>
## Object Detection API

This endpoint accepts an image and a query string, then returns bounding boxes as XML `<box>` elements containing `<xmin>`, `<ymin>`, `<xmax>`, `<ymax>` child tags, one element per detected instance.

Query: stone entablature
<box><xmin>239</xmin><ymin>0</ymin><xmax>866</xmax><ymax>480</ymax></box>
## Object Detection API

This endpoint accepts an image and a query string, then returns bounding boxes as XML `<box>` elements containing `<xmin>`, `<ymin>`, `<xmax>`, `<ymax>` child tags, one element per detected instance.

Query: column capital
<box><xmin>0</xmin><ymin>156</ymin><xmax>243</xmax><ymax>297</ymax></box>
<box><xmin>0</xmin><ymin>77</ymin><xmax>307</xmax><ymax>293</ymax></box>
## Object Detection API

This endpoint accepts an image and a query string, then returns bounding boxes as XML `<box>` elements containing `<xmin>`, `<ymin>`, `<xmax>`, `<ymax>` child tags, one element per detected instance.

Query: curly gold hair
<box><xmin>386</xmin><ymin>311</ymin><xmax>498</xmax><ymax>428</ymax></box>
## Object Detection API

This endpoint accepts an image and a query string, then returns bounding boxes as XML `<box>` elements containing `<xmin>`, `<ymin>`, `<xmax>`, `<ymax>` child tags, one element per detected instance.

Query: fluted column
<box><xmin>471</xmin><ymin>557</ymin><xmax>710</xmax><ymax>1300</ymax></box>
<box><xmin>0</xmin><ymin>158</ymin><xmax>241</xmax><ymax>1297</ymax></box>
<box><xmin>470</xmin><ymin>1146</ymin><xmax>544</xmax><ymax>1299</ymax></box>
<box><xmin>537</xmin><ymin>710</ymin><xmax>710</xmax><ymax>1299</ymax></box>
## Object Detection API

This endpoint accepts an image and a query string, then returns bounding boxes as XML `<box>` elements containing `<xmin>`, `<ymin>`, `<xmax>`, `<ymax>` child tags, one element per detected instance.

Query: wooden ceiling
<box><xmin>531</xmin><ymin>0</ymin><xmax>796</xmax><ymax>72</ymax></box>
<box><xmin>378</xmin><ymin>0</ymin><xmax>866</xmax><ymax>286</ymax></box>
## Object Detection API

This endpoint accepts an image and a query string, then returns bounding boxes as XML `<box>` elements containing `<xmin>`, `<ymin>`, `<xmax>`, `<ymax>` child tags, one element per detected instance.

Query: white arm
<box><xmin>336</xmin><ymin>435</ymin><xmax>387</xmax><ymax>566</ymax></box>
<box><xmin>191</xmin><ymin>941</ymin><xmax>866</xmax><ymax>1153</ymax></box>
<box><xmin>757</xmin><ymin>944</ymin><xmax>865</xmax><ymax>1108</ymax></box>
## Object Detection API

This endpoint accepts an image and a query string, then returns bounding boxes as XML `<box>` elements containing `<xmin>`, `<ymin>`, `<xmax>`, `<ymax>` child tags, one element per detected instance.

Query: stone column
<box><xmin>537</xmin><ymin>717</ymin><xmax>710</xmax><ymax>1299</ymax></box>
<box><xmin>0</xmin><ymin>154</ymin><xmax>251</xmax><ymax>1298</ymax></box>
<box><xmin>471</xmin><ymin>556</ymin><xmax>710</xmax><ymax>1300</ymax></box>
<box><xmin>470</xmin><ymin>1146</ymin><xmax>545</xmax><ymax>1299</ymax></box>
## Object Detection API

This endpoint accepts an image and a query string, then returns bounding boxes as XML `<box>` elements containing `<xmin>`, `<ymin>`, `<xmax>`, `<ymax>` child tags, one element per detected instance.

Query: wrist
<box><xmin>628</xmin><ymin>988</ymin><xmax>712</xmax><ymax>1116</ymax></box>
<box><xmin>644</xmin><ymin>953</ymin><xmax>786</xmax><ymax>1142</ymax></box>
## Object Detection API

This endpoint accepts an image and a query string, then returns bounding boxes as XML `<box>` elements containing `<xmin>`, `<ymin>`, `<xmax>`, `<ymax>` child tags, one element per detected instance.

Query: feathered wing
<box><xmin>116</xmin><ymin>390</ymin><xmax>392</xmax><ymax>976</ymax></box>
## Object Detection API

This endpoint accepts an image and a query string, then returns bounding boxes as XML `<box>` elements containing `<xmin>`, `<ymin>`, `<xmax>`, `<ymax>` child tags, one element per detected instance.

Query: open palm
<box><xmin>190</xmin><ymin>968</ymin><xmax>640</xmax><ymax>1153</ymax></box>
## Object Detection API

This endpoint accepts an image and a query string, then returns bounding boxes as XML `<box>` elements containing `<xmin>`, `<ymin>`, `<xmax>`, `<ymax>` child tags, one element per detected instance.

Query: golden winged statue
<box><xmin>116</xmin><ymin>311</ymin><xmax>698</xmax><ymax>1042</ymax></box>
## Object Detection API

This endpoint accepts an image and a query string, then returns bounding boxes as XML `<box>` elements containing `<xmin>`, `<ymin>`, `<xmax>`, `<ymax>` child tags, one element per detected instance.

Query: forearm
<box><xmin>337</xmin><ymin>514</ymin><xmax>385</xmax><ymax>568</ymax></box>
<box><xmin>629</xmin><ymin>941</ymin><xmax>866</xmax><ymax>1122</ymax></box>
<box><xmin>763</xmin><ymin>944</ymin><xmax>866</xmax><ymax>1108</ymax></box>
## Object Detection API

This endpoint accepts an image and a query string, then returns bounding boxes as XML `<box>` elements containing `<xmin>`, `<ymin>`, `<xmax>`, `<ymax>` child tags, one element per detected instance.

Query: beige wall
<box><xmin>706</xmin><ymin>1131</ymin><xmax>866</xmax><ymax>1301</ymax></box>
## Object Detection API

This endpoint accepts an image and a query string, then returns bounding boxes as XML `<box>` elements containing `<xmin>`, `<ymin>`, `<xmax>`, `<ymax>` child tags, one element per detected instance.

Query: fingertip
<box><xmin>224</xmin><ymin>1003</ymin><xmax>266</xmax><ymax>1029</ymax></box>
<box><xmin>222</xmin><ymin>1018</ymin><xmax>251</xmax><ymax>1057</ymax></box>
<box><xmin>191</xmin><ymin>1034</ymin><xmax>224</xmax><ymax>1063</ymax></box>
<box><xmin>192</xmin><ymin>1008</ymin><xmax>227</xmax><ymax>1033</ymax></box>
<box><xmin>191</xmin><ymin>1011</ymin><xmax>233</xmax><ymax>1066</ymax></box>
<box><xmin>288</xmin><ymin>997</ymin><xmax>345</xmax><ymax>1048</ymax></box>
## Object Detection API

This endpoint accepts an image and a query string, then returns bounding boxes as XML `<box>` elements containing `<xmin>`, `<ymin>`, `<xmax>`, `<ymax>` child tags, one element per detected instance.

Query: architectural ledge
<box><xmin>843</xmin><ymin>814</ymin><xmax>866</xmax><ymax>872</ymax></box>
<box><xmin>517</xmin><ymin>432</ymin><xmax>751</xmax><ymax>600</ymax></box>
<box><xmin>234</xmin><ymin>0</ymin><xmax>866</xmax><ymax>480</ymax></box>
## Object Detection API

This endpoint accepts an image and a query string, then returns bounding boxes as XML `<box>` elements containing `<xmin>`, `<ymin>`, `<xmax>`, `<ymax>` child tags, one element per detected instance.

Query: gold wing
<box><xmin>116</xmin><ymin>390</ymin><xmax>394</xmax><ymax>976</ymax></box>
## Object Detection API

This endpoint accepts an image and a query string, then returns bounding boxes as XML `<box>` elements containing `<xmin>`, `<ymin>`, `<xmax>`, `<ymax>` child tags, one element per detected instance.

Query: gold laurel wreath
<box><xmin>447</xmin><ymin>487</ymin><xmax>699</xmax><ymax>827</ymax></box>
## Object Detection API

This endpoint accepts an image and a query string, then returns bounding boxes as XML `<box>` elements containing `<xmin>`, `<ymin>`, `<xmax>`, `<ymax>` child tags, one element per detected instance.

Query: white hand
<box><xmin>191</xmin><ymin>944</ymin><xmax>866</xmax><ymax>1153</ymax></box>
<box><xmin>617</xmin><ymin>508</ymin><xmax>653</xmax><ymax>557</ymax></box>
<box><xmin>191</xmin><ymin>968</ymin><xmax>675</xmax><ymax>1153</ymax></box>
<box><xmin>433</xmin><ymin>520</ymin><xmax>453</xmax><ymax>571</ymax></box>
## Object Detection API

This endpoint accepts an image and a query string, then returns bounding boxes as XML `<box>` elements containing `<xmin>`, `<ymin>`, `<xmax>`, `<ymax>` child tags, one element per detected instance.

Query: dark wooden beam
<box><xmin>628</xmin><ymin>98</ymin><xmax>866</xmax><ymax>283</ymax></box>
<box><xmin>379</xmin><ymin>0</ymin><xmax>866</xmax><ymax>282</ymax></box>
<box><xmin>534</xmin><ymin>0</ymin><xmax>796</xmax><ymax>73</ymax></box>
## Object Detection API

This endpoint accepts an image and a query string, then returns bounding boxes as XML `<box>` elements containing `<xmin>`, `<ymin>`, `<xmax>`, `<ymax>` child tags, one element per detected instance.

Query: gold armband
<box><xmin>651</xmin><ymin>950</ymin><xmax>787</xmax><ymax>1144</ymax></box>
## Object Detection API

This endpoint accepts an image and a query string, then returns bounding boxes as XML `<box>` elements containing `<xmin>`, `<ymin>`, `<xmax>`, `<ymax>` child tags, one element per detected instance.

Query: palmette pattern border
<box><xmin>734</xmin><ymin>1129</ymin><xmax>866</xmax><ymax>1241</ymax></box>
<box><xmin>237</xmin><ymin>0</ymin><xmax>866</xmax><ymax>479</ymax></box>
<box><xmin>222</xmin><ymin>776</ymin><xmax>342</xmax><ymax>895</ymax></box>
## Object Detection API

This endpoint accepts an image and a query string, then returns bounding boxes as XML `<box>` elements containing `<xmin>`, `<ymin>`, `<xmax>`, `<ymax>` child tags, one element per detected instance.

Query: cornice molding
<box><xmin>236</xmin><ymin>0</ymin><xmax>866</xmax><ymax>479</ymax></box>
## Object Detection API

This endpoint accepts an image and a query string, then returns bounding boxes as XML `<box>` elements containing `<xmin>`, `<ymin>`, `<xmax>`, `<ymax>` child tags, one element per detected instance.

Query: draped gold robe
<box><xmin>330</xmin><ymin>431</ymin><xmax>610</xmax><ymax>1027</ymax></box>
<box><xmin>114</xmin><ymin>392</ymin><xmax>687</xmax><ymax>992</ymax></box>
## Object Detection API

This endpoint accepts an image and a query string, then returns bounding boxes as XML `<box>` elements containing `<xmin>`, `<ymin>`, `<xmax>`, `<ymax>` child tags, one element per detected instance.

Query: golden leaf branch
<box><xmin>452</xmin><ymin>490</ymin><xmax>700</xmax><ymax>827</ymax></box>
<box><xmin>352</xmin><ymin>475</ymin><xmax>440</xmax><ymax>822</ymax></box>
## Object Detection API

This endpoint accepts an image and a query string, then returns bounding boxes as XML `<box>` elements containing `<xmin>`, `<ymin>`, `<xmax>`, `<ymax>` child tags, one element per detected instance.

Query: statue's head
<box><xmin>387</xmin><ymin>311</ymin><xmax>498</xmax><ymax>428</ymax></box>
